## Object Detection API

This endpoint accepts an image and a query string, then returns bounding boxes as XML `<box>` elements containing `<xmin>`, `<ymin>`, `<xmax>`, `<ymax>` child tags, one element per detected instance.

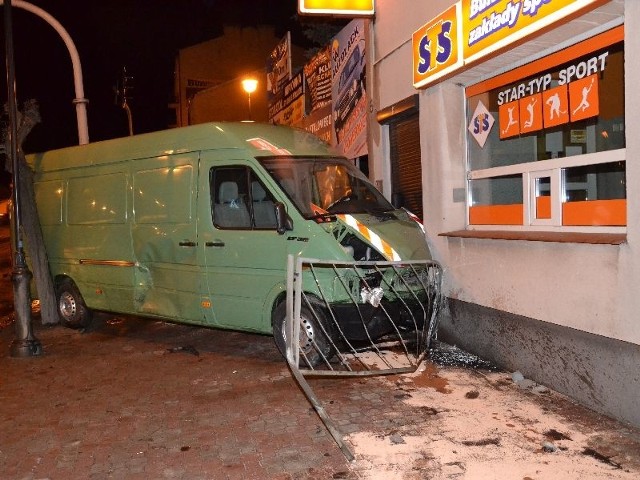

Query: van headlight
<box><xmin>341</xmin><ymin>245</ymin><xmax>355</xmax><ymax>257</ymax></box>
<box><xmin>339</xmin><ymin>233</ymin><xmax>385</xmax><ymax>261</ymax></box>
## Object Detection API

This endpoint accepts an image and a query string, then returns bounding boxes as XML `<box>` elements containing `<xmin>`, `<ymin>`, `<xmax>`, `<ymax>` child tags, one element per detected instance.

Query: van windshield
<box><xmin>260</xmin><ymin>157</ymin><xmax>394</xmax><ymax>219</ymax></box>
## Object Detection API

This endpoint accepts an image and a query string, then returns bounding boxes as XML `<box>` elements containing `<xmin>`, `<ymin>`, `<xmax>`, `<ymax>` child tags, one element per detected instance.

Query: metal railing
<box><xmin>283</xmin><ymin>255</ymin><xmax>443</xmax><ymax>460</ymax></box>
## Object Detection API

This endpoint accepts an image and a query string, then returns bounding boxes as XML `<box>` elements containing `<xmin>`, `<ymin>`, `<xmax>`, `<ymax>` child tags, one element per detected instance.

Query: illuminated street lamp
<box><xmin>241</xmin><ymin>78</ymin><xmax>258</xmax><ymax>121</ymax></box>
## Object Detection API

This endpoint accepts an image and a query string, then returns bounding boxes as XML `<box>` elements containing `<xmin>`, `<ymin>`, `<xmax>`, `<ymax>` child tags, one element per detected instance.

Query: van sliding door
<box><xmin>131</xmin><ymin>154</ymin><xmax>202</xmax><ymax>322</ymax></box>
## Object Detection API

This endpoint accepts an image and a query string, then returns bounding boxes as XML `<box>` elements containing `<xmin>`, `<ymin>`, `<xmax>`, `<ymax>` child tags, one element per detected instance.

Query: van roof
<box><xmin>26</xmin><ymin>122</ymin><xmax>337</xmax><ymax>172</ymax></box>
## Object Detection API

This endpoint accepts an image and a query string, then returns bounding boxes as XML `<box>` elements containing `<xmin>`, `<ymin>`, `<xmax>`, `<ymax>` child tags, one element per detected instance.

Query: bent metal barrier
<box><xmin>284</xmin><ymin>255</ymin><xmax>443</xmax><ymax>461</ymax></box>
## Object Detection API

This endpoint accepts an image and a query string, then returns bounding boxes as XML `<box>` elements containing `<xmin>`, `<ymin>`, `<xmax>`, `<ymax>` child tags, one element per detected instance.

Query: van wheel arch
<box><xmin>55</xmin><ymin>276</ymin><xmax>93</xmax><ymax>329</ymax></box>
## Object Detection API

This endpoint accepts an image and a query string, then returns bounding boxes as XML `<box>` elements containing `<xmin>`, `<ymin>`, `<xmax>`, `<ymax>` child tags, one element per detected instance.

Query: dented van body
<box><xmin>27</xmin><ymin>122</ymin><xmax>435</xmax><ymax>356</ymax></box>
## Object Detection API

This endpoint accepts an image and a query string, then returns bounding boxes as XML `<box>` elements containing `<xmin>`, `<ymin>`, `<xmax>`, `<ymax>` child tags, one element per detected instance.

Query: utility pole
<box><xmin>114</xmin><ymin>66</ymin><xmax>134</xmax><ymax>136</ymax></box>
<box><xmin>4</xmin><ymin>0</ymin><xmax>42</xmax><ymax>357</ymax></box>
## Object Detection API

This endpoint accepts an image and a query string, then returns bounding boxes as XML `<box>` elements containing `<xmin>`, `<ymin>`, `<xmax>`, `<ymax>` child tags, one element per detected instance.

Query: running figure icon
<box><xmin>573</xmin><ymin>78</ymin><xmax>595</xmax><ymax>115</ymax></box>
<box><xmin>502</xmin><ymin>106</ymin><xmax>518</xmax><ymax>134</ymax></box>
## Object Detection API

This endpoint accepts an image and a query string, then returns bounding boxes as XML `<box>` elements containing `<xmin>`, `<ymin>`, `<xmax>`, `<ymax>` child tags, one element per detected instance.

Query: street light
<box><xmin>241</xmin><ymin>78</ymin><xmax>258</xmax><ymax>121</ymax></box>
<box><xmin>4</xmin><ymin>0</ymin><xmax>42</xmax><ymax>357</ymax></box>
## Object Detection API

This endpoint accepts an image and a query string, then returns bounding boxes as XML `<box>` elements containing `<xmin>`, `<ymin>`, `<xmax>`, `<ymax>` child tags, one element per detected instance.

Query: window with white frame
<box><xmin>465</xmin><ymin>27</ymin><xmax>625</xmax><ymax>232</ymax></box>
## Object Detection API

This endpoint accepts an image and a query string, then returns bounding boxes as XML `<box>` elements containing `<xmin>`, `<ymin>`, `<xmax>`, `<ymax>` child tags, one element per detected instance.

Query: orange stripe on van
<box><xmin>562</xmin><ymin>199</ymin><xmax>626</xmax><ymax>226</ymax></box>
<box><xmin>469</xmin><ymin>204</ymin><xmax>523</xmax><ymax>225</ymax></box>
<box><xmin>466</xmin><ymin>25</ymin><xmax>624</xmax><ymax>98</ymax></box>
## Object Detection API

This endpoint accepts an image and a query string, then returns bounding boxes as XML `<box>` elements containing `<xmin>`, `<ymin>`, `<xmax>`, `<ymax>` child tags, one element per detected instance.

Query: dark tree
<box><xmin>3</xmin><ymin>100</ymin><xmax>58</xmax><ymax>325</ymax></box>
<box><xmin>298</xmin><ymin>15</ymin><xmax>347</xmax><ymax>58</ymax></box>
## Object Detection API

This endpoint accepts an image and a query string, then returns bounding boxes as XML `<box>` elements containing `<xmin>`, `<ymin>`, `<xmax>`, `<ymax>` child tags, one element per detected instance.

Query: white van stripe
<box><xmin>337</xmin><ymin>214</ymin><xmax>401</xmax><ymax>261</ymax></box>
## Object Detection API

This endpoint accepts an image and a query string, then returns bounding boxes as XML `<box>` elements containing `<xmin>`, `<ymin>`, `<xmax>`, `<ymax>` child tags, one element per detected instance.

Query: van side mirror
<box><xmin>274</xmin><ymin>202</ymin><xmax>293</xmax><ymax>235</ymax></box>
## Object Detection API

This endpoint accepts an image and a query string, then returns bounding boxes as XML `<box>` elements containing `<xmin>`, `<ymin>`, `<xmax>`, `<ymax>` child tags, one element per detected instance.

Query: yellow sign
<box><xmin>462</xmin><ymin>0</ymin><xmax>606</xmax><ymax>64</ymax></box>
<box><xmin>299</xmin><ymin>0</ymin><xmax>375</xmax><ymax>16</ymax></box>
<box><xmin>412</xmin><ymin>3</ymin><xmax>463</xmax><ymax>89</ymax></box>
<box><xmin>412</xmin><ymin>0</ymin><xmax>609</xmax><ymax>88</ymax></box>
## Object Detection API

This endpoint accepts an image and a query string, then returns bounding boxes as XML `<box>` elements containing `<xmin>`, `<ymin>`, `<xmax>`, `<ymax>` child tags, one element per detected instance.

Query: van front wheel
<box><xmin>272</xmin><ymin>301</ymin><xmax>334</xmax><ymax>368</ymax></box>
<box><xmin>55</xmin><ymin>279</ymin><xmax>92</xmax><ymax>329</ymax></box>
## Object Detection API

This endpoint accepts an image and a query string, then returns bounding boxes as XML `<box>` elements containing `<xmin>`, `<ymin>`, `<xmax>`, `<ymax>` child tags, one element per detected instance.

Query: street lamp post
<box><xmin>241</xmin><ymin>78</ymin><xmax>258</xmax><ymax>121</ymax></box>
<box><xmin>0</xmin><ymin>0</ymin><xmax>89</xmax><ymax>144</ymax></box>
<box><xmin>4</xmin><ymin>0</ymin><xmax>42</xmax><ymax>357</ymax></box>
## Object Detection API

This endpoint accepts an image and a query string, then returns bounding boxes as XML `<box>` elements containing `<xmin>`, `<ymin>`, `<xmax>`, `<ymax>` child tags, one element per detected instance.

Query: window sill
<box><xmin>439</xmin><ymin>230</ymin><xmax>626</xmax><ymax>245</ymax></box>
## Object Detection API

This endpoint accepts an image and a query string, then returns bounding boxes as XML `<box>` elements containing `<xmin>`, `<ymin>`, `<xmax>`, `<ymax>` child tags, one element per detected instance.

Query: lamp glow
<box><xmin>242</xmin><ymin>78</ymin><xmax>258</xmax><ymax>94</ymax></box>
<box><xmin>241</xmin><ymin>78</ymin><xmax>258</xmax><ymax>120</ymax></box>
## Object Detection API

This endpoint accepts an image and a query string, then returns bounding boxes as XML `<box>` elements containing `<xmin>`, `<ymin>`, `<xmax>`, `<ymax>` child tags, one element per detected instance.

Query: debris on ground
<box><xmin>428</xmin><ymin>340</ymin><xmax>500</xmax><ymax>371</ymax></box>
<box><xmin>512</xmin><ymin>370</ymin><xmax>550</xmax><ymax>394</ymax></box>
<box><xmin>167</xmin><ymin>345</ymin><xmax>200</xmax><ymax>356</ymax></box>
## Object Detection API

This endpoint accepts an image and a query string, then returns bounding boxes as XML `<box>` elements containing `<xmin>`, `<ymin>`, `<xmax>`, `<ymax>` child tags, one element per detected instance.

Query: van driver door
<box><xmin>198</xmin><ymin>152</ymin><xmax>287</xmax><ymax>332</ymax></box>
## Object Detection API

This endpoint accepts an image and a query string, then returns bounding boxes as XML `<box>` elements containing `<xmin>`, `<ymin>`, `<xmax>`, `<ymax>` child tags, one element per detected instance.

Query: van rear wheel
<box><xmin>55</xmin><ymin>279</ymin><xmax>92</xmax><ymax>329</ymax></box>
<box><xmin>272</xmin><ymin>301</ymin><xmax>335</xmax><ymax>368</ymax></box>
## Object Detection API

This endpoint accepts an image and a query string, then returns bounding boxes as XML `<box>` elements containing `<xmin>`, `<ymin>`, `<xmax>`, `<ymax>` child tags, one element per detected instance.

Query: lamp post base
<box><xmin>10</xmin><ymin>265</ymin><xmax>42</xmax><ymax>358</ymax></box>
<box><xmin>10</xmin><ymin>338</ymin><xmax>42</xmax><ymax>357</ymax></box>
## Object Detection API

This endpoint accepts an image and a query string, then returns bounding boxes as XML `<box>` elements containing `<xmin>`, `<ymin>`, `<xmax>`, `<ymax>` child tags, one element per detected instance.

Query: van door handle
<box><xmin>179</xmin><ymin>241</ymin><xmax>197</xmax><ymax>247</ymax></box>
<box><xmin>206</xmin><ymin>241</ymin><xmax>225</xmax><ymax>247</ymax></box>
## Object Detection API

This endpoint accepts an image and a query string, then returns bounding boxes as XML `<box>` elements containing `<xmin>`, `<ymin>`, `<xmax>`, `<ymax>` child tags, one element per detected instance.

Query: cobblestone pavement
<box><xmin>1</xmin><ymin>228</ymin><xmax>640</xmax><ymax>479</ymax></box>
<box><xmin>1</xmin><ymin>312</ymin><xmax>640</xmax><ymax>480</ymax></box>
<box><xmin>1</xmin><ymin>315</ymin><xmax>355</xmax><ymax>479</ymax></box>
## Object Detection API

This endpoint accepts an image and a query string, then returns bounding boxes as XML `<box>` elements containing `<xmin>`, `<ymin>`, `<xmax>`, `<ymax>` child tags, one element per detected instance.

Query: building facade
<box><xmin>367</xmin><ymin>0</ymin><xmax>638</xmax><ymax>426</ymax></box>
<box><xmin>170</xmin><ymin>26</ymin><xmax>305</xmax><ymax>126</ymax></box>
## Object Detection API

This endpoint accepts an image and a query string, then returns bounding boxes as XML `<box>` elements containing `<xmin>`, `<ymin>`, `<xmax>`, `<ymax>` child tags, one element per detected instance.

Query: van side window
<box><xmin>249</xmin><ymin>172</ymin><xmax>277</xmax><ymax>229</ymax></box>
<box><xmin>211</xmin><ymin>167</ymin><xmax>251</xmax><ymax>229</ymax></box>
<box><xmin>210</xmin><ymin>167</ymin><xmax>277</xmax><ymax>230</ymax></box>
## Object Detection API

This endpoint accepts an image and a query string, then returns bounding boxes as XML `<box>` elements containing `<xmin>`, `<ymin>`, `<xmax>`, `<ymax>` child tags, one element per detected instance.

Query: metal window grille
<box><xmin>283</xmin><ymin>254</ymin><xmax>443</xmax><ymax>460</ymax></box>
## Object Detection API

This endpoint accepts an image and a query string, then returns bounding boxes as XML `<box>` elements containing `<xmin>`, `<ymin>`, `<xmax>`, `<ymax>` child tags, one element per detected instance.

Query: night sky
<box><xmin>1</xmin><ymin>0</ymin><xmax>307</xmax><ymax>153</ymax></box>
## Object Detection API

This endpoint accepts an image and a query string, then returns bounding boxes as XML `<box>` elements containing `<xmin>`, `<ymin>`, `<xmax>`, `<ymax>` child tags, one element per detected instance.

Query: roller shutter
<box><xmin>389</xmin><ymin>114</ymin><xmax>423</xmax><ymax>221</ymax></box>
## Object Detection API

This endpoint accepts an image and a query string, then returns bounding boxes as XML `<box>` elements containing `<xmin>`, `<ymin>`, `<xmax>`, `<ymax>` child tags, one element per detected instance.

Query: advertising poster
<box><xmin>304</xmin><ymin>45</ymin><xmax>332</xmax><ymax>113</ymax></box>
<box><xmin>495</xmin><ymin>51</ymin><xmax>607</xmax><ymax>139</ymax></box>
<box><xmin>331</xmin><ymin>19</ymin><xmax>367</xmax><ymax>159</ymax></box>
<box><xmin>267</xmin><ymin>32</ymin><xmax>292</xmax><ymax>99</ymax></box>
<box><xmin>300</xmin><ymin>105</ymin><xmax>333</xmax><ymax>145</ymax></box>
<box><xmin>269</xmin><ymin>71</ymin><xmax>305</xmax><ymax>126</ymax></box>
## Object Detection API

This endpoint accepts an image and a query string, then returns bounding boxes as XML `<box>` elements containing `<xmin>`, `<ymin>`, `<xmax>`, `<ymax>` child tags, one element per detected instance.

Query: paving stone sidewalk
<box><xmin>0</xmin><ymin>315</ymin><xmax>357</xmax><ymax>479</ymax></box>
<box><xmin>1</xmin><ymin>312</ymin><xmax>640</xmax><ymax>480</ymax></box>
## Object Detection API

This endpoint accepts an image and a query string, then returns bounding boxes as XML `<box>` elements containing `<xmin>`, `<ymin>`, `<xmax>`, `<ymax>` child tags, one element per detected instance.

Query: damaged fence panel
<box><xmin>282</xmin><ymin>254</ymin><xmax>443</xmax><ymax>460</ymax></box>
<box><xmin>285</xmin><ymin>255</ymin><xmax>443</xmax><ymax>375</ymax></box>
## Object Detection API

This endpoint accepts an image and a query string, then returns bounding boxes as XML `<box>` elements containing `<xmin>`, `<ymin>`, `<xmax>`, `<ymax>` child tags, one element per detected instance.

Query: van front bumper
<box><xmin>331</xmin><ymin>300</ymin><xmax>434</xmax><ymax>342</ymax></box>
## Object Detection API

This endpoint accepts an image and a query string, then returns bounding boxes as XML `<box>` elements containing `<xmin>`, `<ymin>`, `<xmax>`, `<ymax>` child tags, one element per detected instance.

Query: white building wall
<box><xmin>617</xmin><ymin>0</ymin><xmax>640</xmax><ymax>342</ymax></box>
<box><xmin>368</xmin><ymin>0</ymin><xmax>455</xmax><ymax>190</ymax></box>
<box><xmin>369</xmin><ymin>0</ymin><xmax>639</xmax><ymax>424</ymax></box>
<box><xmin>370</xmin><ymin>0</ymin><xmax>637</xmax><ymax>344</ymax></box>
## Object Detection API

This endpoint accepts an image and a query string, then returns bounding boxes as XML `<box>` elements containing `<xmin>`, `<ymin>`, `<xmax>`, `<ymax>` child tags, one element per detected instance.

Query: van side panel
<box><xmin>35</xmin><ymin>180</ymin><xmax>63</xmax><ymax>226</ymax></box>
<box><xmin>28</xmin><ymin>123</ymin><xmax>344</xmax><ymax>330</ymax></box>
<box><xmin>131</xmin><ymin>154</ymin><xmax>203</xmax><ymax>323</ymax></box>
<box><xmin>36</xmin><ymin>167</ymin><xmax>136</xmax><ymax>313</ymax></box>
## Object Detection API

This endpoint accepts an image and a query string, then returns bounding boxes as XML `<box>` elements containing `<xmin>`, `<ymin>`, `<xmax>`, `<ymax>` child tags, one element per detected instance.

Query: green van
<box><xmin>27</xmin><ymin>122</ymin><xmax>435</xmax><ymax>361</ymax></box>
